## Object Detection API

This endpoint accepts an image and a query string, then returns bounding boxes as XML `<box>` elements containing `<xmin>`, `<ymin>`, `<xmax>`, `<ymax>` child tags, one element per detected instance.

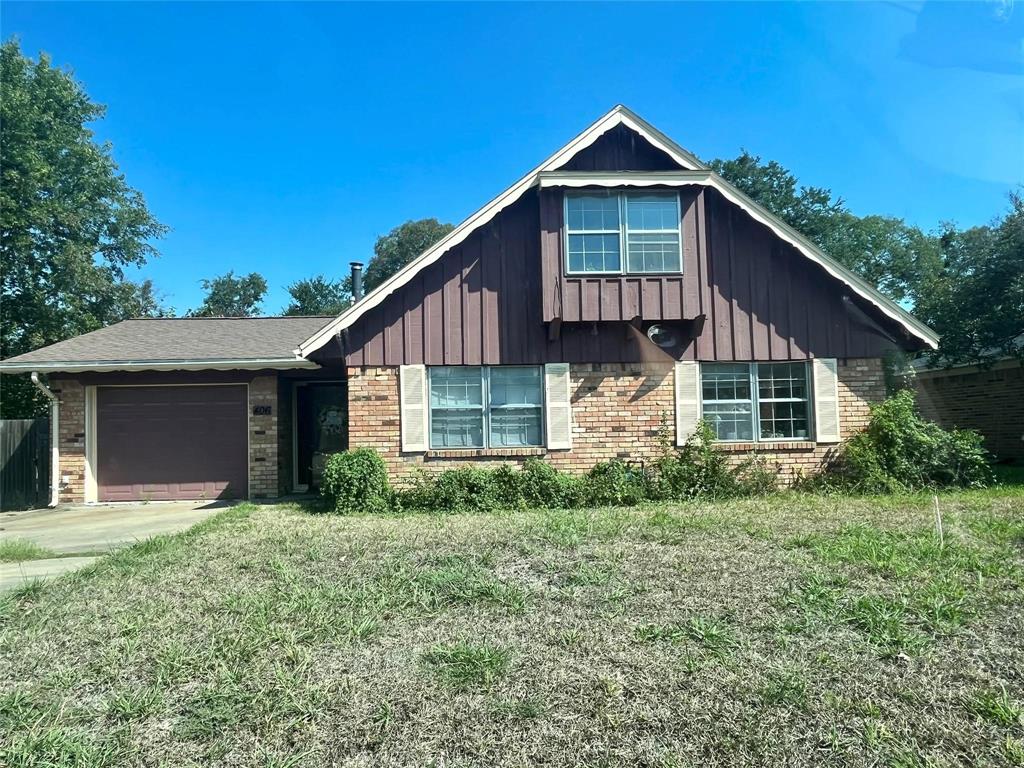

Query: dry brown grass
<box><xmin>1</xmin><ymin>488</ymin><xmax>1022</xmax><ymax>767</ymax></box>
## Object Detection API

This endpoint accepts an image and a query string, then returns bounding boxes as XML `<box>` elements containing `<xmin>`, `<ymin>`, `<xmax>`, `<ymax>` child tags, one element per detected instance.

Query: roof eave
<box><xmin>0</xmin><ymin>357</ymin><xmax>320</xmax><ymax>374</ymax></box>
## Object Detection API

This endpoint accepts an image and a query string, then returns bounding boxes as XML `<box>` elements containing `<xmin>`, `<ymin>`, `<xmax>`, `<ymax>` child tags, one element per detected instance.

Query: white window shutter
<box><xmin>399</xmin><ymin>364</ymin><xmax>428</xmax><ymax>452</ymax></box>
<box><xmin>812</xmin><ymin>358</ymin><xmax>841</xmax><ymax>443</ymax></box>
<box><xmin>544</xmin><ymin>363</ymin><xmax>572</xmax><ymax>449</ymax></box>
<box><xmin>674</xmin><ymin>361</ymin><xmax>701</xmax><ymax>446</ymax></box>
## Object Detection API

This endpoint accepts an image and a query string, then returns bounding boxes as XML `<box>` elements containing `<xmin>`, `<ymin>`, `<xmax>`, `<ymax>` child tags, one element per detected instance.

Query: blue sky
<box><xmin>3</xmin><ymin>1</ymin><xmax>1021</xmax><ymax>314</ymax></box>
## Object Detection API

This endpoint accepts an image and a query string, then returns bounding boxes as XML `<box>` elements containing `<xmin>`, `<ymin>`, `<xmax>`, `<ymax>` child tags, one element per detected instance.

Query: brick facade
<box><xmin>348</xmin><ymin>358</ymin><xmax>887</xmax><ymax>486</ymax></box>
<box><xmin>46</xmin><ymin>357</ymin><xmax>887</xmax><ymax>504</ymax></box>
<box><xmin>50</xmin><ymin>378</ymin><xmax>86</xmax><ymax>504</ymax></box>
<box><xmin>915</xmin><ymin>361</ymin><xmax>1023</xmax><ymax>461</ymax></box>
<box><xmin>248</xmin><ymin>374</ymin><xmax>279</xmax><ymax>499</ymax></box>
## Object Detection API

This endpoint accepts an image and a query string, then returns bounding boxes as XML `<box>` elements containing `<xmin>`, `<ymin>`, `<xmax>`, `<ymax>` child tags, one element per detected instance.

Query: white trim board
<box><xmin>297</xmin><ymin>106</ymin><xmax>937</xmax><ymax>356</ymax></box>
<box><xmin>0</xmin><ymin>358</ymin><xmax>319</xmax><ymax>374</ymax></box>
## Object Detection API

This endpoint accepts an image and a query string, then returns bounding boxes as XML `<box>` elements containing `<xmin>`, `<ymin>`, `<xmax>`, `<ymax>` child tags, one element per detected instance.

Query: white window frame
<box><xmin>564</xmin><ymin>190</ymin><xmax>682</xmax><ymax>276</ymax></box>
<box><xmin>428</xmin><ymin>365</ymin><xmax>545</xmax><ymax>450</ymax></box>
<box><xmin>700</xmin><ymin>362</ymin><xmax>814</xmax><ymax>443</ymax></box>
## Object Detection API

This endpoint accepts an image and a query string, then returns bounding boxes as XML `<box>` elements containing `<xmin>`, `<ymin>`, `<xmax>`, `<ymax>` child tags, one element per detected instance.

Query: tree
<box><xmin>191</xmin><ymin>271</ymin><xmax>267</xmax><ymax>317</ymax></box>
<box><xmin>1</xmin><ymin>40</ymin><xmax>167</xmax><ymax>417</ymax></box>
<box><xmin>916</xmin><ymin>194</ymin><xmax>1024</xmax><ymax>366</ymax></box>
<box><xmin>364</xmin><ymin>218</ymin><xmax>454</xmax><ymax>292</ymax></box>
<box><xmin>710</xmin><ymin>151</ymin><xmax>941</xmax><ymax>305</ymax></box>
<box><xmin>283</xmin><ymin>275</ymin><xmax>352</xmax><ymax>316</ymax></box>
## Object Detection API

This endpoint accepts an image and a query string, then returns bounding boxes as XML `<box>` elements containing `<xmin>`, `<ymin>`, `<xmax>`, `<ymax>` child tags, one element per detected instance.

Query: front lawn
<box><xmin>2</xmin><ymin>488</ymin><xmax>1022</xmax><ymax>767</ymax></box>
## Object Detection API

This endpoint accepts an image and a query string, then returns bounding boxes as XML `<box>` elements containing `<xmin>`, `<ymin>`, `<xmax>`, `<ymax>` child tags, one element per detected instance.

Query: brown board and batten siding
<box><xmin>540</xmin><ymin>187</ymin><xmax>702</xmax><ymax>324</ymax></box>
<box><xmin>339</xmin><ymin>186</ymin><xmax>901</xmax><ymax>370</ymax></box>
<box><xmin>553</xmin><ymin>123</ymin><xmax>688</xmax><ymax>172</ymax></box>
<box><xmin>343</xmin><ymin>183</ymin><xmax>903</xmax><ymax>367</ymax></box>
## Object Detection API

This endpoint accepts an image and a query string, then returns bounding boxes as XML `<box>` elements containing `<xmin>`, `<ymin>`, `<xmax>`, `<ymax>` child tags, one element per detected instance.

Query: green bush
<box><xmin>654</xmin><ymin>422</ymin><xmax>778</xmax><ymax>500</ymax></box>
<box><xmin>521</xmin><ymin>458</ymin><xmax>584</xmax><ymax>509</ymax></box>
<box><xmin>825</xmin><ymin>390</ymin><xmax>992</xmax><ymax>493</ymax></box>
<box><xmin>490</xmin><ymin>465</ymin><xmax>528</xmax><ymax>509</ymax></box>
<box><xmin>583</xmin><ymin>460</ymin><xmax>651</xmax><ymax>506</ymax></box>
<box><xmin>400</xmin><ymin>467</ymin><xmax>503</xmax><ymax>513</ymax></box>
<box><xmin>318</xmin><ymin>425</ymin><xmax>784</xmax><ymax>517</ymax></box>
<box><xmin>319</xmin><ymin>448</ymin><xmax>393</xmax><ymax>514</ymax></box>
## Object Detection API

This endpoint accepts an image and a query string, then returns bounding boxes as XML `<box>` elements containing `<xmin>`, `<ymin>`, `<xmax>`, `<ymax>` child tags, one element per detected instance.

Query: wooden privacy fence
<box><xmin>0</xmin><ymin>418</ymin><xmax>51</xmax><ymax>511</ymax></box>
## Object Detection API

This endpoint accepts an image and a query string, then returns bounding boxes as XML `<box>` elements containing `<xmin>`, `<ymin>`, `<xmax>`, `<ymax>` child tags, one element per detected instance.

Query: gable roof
<box><xmin>298</xmin><ymin>105</ymin><xmax>938</xmax><ymax>356</ymax></box>
<box><xmin>0</xmin><ymin>317</ymin><xmax>330</xmax><ymax>373</ymax></box>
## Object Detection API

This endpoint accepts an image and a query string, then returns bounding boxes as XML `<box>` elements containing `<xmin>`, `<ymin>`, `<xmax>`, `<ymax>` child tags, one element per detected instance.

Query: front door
<box><xmin>296</xmin><ymin>383</ymin><xmax>347</xmax><ymax>489</ymax></box>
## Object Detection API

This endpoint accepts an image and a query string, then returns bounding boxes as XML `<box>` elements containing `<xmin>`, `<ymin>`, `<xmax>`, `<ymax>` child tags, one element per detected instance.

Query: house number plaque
<box><xmin>252</xmin><ymin>405</ymin><xmax>272</xmax><ymax>416</ymax></box>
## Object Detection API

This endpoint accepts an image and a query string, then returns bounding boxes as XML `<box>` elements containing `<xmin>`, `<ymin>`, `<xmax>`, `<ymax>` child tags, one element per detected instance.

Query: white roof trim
<box><xmin>539</xmin><ymin>170</ymin><xmax>712</xmax><ymax>187</ymax></box>
<box><xmin>0</xmin><ymin>358</ymin><xmax>320</xmax><ymax>374</ymax></box>
<box><xmin>298</xmin><ymin>107</ymin><xmax>936</xmax><ymax>356</ymax></box>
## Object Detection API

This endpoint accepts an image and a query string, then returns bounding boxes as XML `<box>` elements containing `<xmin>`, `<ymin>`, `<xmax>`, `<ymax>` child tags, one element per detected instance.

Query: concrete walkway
<box><xmin>1</xmin><ymin>501</ymin><xmax>229</xmax><ymax>591</ymax></box>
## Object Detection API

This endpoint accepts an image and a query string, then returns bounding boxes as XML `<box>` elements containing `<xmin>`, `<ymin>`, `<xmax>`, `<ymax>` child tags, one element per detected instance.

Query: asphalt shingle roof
<box><xmin>0</xmin><ymin>317</ymin><xmax>335</xmax><ymax>369</ymax></box>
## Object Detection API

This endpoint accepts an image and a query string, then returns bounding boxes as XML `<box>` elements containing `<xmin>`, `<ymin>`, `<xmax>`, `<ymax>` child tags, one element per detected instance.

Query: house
<box><xmin>0</xmin><ymin>106</ymin><xmax>938</xmax><ymax>505</ymax></box>
<box><xmin>914</xmin><ymin>356</ymin><xmax>1023</xmax><ymax>462</ymax></box>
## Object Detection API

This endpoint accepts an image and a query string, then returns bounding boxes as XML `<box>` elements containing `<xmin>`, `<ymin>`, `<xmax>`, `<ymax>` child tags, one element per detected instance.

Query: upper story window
<box><xmin>565</xmin><ymin>191</ymin><xmax>682</xmax><ymax>275</ymax></box>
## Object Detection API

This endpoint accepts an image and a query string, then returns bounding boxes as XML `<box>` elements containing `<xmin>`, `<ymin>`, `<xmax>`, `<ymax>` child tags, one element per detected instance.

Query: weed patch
<box><xmin>636</xmin><ymin>616</ymin><xmax>738</xmax><ymax>656</ymax></box>
<box><xmin>421</xmin><ymin>642</ymin><xmax>512</xmax><ymax>688</ymax></box>
<box><xmin>0</xmin><ymin>538</ymin><xmax>58</xmax><ymax>562</ymax></box>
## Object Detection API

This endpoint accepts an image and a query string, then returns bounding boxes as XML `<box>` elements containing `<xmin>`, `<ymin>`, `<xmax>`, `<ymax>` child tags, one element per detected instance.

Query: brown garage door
<box><xmin>97</xmin><ymin>385</ymin><xmax>248</xmax><ymax>502</ymax></box>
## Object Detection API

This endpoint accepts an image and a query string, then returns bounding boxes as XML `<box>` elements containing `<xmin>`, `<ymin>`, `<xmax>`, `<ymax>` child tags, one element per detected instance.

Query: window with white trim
<box><xmin>429</xmin><ymin>366</ymin><xmax>543</xmax><ymax>449</ymax></box>
<box><xmin>565</xmin><ymin>191</ymin><xmax>681</xmax><ymax>274</ymax></box>
<box><xmin>700</xmin><ymin>362</ymin><xmax>812</xmax><ymax>441</ymax></box>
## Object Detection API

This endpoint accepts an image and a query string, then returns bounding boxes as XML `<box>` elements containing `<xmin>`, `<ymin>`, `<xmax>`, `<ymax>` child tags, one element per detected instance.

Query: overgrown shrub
<box><xmin>520</xmin><ymin>459</ymin><xmax>584</xmax><ymax>509</ymax></box>
<box><xmin>822</xmin><ymin>390</ymin><xmax>992</xmax><ymax>493</ymax></box>
<box><xmin>320</xmin><ymin>448</ymin><xmax>392</xmax><ymax>514</ymax></box>
<box><xmin>399</xmin><ymin>468</ymin><xmax>500</xmax><ymax>513</ymax></box>
<box><xmin>654</xmin><ymin>422</ymin><xmax>778</xmax><ymax>500</ymax></box>
<box><xmin>400</xmin><ymin>460</ymin><xmax>587</xmax><ymax>512</ymax></box>
<box><xmin>583</xmin><ymin>460</ymin><xmax>651</xmax><ymax>506</ymax></box>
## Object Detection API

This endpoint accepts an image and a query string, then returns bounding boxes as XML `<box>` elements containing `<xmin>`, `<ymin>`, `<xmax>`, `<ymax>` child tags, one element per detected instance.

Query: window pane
<box><xmin>431</xmin><ymin>409</ymin><xmax>485</xmax><ymax>448</ymax></box>
<box><xmin>626</xmin><ymin>233</ymin><xmax>681</xmax><ymax>273</ymax></box>
<box><xmin>759</xmin><ymin>400</ymin><xmax>810</xmax><ymax>440</ymax></box>
<box><xmin>489</xmin><ymin>367</ymin><xmax>542</xmax><ymax>407</ymax></box>
<box><xmin>701</xmin><ymin>364</ymin><xmax>751</xmax><ymax>401</ymax></box>
<box><xmin>757</xmin><ymin>362</ymin><xmax>808</xmax><ymax>400</ymax></box>
<box><xmin>703</xmin><ymin>402</ymin><xmax>754</xmax><ymax>441</ymax></box>
<box><xmin>490</xmin><ymin>408</ymin><xmax>542</xmax><ymax>447</ymax></box>
<box><xmin>567</xmin><ymin>233</ymin><xmax>621</xmax><ymax>272</ymax></box>
<box><xmin>626</xmin><ymin>193</ymin><xmax>679</xmax><ymax>230</ymax></box>
<box><xmin>566</xmin><ymin>194</ymin><xmax>619</xmax><ymax>231</ymax></box>
<box><xmin>430</xmin><ymin>367</ymin><xmax>483</xmax><ymax>407</ymax></box>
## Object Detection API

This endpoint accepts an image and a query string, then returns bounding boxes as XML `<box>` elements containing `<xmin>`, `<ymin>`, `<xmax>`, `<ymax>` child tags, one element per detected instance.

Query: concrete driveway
<box><xmin>1</xmin><ymin>501</ymin><xmax>230</xmax><ymax>591</ymax></box>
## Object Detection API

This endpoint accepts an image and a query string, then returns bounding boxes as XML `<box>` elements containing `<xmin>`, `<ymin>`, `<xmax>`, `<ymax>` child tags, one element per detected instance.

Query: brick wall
<box><xmin>915</xmin><ymin>362</ymin><xmax>1023</xmax><ymax>461</ymax></box>
<box><xmin>248</xmin><ymin>374</ymin><xmax>279</xmax><ymax>499</ymax></box>
<box><xmin>50</xmin><ymin>378</ymin><xmax>86</xmax><ymax>504</ymax></box>
<box><xmin>347</xmin><ymin>358</ymin><xmax>887</xmax><ymax>486</ymax></box>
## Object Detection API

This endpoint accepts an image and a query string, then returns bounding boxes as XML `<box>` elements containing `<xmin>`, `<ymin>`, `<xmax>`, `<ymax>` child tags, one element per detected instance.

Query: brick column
<box><xmin>50</xmin><ymin>378</ymin><xmax>86</xmax><ymax>504</ymax></box>
<box><xmin>248</xmin><ymin>374</ymin><xmax>279</xmax><ymax>499</ymax></box>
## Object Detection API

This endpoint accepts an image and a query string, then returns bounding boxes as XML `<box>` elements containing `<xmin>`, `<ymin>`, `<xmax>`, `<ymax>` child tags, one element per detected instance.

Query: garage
<box><xmin>96</xmin><ymin>385</ymin><xmax>249</xmax><ymax>502</ymax></box>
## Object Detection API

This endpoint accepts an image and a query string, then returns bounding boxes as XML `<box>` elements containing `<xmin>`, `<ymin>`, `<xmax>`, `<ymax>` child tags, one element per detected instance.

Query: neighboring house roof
<box><xmin>913</xmin><ymin>337</ymin><xmax>1023</xmax><ymax>375</ymax></box>
<box><xmin>0</xmin><ymin>317</ymin><xmax>332</xmax><ymax>373</ymax></box>
<box><xmin>297</xmin><ymin>105</ymin><xmax>939</xmax><ymax>357</ymax></box>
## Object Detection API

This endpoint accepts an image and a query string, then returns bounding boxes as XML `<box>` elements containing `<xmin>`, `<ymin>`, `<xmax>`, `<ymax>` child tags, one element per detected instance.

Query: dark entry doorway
<box><xmin>295</xmin><ymin>383</ymin><xmax>347</xmax><ymax>490</ymax></box>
